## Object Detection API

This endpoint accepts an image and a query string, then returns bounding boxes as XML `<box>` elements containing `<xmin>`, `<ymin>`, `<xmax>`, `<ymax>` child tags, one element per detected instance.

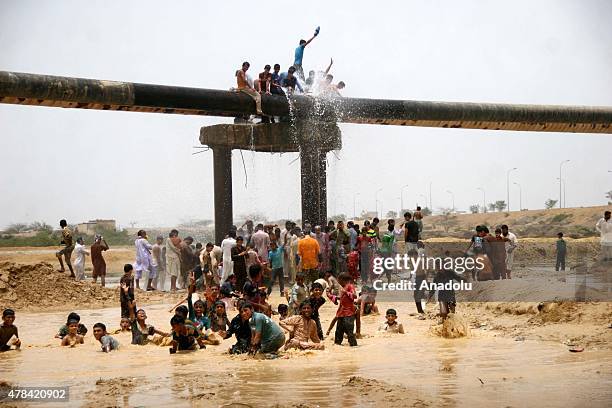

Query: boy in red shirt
<box><xmin>333</xmin><ymin>273</ymin><xmax>358</xmax><ymax>346</ymax></box>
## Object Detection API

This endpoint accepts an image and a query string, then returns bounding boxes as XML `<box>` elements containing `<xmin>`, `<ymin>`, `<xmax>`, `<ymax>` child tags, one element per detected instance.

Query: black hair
<box><xmin>249</xmin><ymin>264</ymin><xmax>262</xmax><ymax>278</ymax></box>
<box><xmin>299</xmin><ymin>299</ymin><xmax>312</xmax><ymax>310</ymax></box>
<box><xmin>501</xmin><ymin>224</ymin><xmax>509</xmax><ymax>230</ymax></box>
<box><xmin>476</xmin><ymin>225</ymin><xmax>483</xmax><ymax>232</ymax></box>
<box><xmin>416</xmin><ymin>206</ymin><xmax>421</xmax><ymax>211</ymax></box>
<box><xmin>240</xmin><ymin>302</ymin><xmax>254</xmax><ymax>311</ymax></box>
<box><xmin>124</xmin><ymin>264</ymin><xmax>133</xmax><ymax>273</ymax></box>
<box><xmin>264</xmin><ymin>64</ymin><xmax>271</xmax><ymax>69</ymax></box>
<box><xmin>170</xmin><ymin>315</ymin><xmax>185</xmax><ymax>326</ymax></box>
<box><xmin>299</xmin><ymin>39</ymin><xmax>306</xmax><ymax>45</ymax></box>
<box><xmin>278</xmin><ymin>304</ymin><xmax>288</xmax><ymax>313</ymax></box>
<box><xmin>195</xmin><ymin>243</ymin><xmax>202</xmax><ymax>249</ymax></box>
<box><xmin>60</xmin><ymin>219</ymin><xmax>67</xmax><ymax>227</ymax></box>
<box><xmin>557</xmin><ymin>232</ymin><xmax>564</xmax><ymax>237</ymax></box>
<box><xmin>482</xmin><ymin>226</ymin><xmax>490</xmax><ymax>234</ymax></box>
<box><xmin>137</xmin><ymin>229</ymin><xmax>145</xmax><ymax>237</ymax></box>
<box><xmin>337</xmin><ymin>81</ymin><xmax>345</xmax><ymax>88</ymax></box>
<box><xmin>169</xmin><ymin>229</ymin><xmax>179</xmax><ymax>237</ymax></box>
<box><xmin>495</xmin><ymin>228</ymin><xmax>502</xmax><ymax>233</ymax></box>
<box><xmin>67</xmin><ymin>312</ymin><xmax>80</xmax><ymax>322</ymax></box>
<box><xmin>373</xmin><ymin>217</ymin><xmax>380</xmax><ymax>224</ymax></box>
<box><xmin>3</xmin><ymin>308</ymin><xmax>15</xmax><ymax>317</ymax></box>
<box><xmin>404</xmin><ymin>212</ymin><xmax>412</xmax><ymax>219</ymax></box>
<box><xmin>206</xmin><ymin>242</ymin><xmax>214</xmax><ymax>248</ymax></box>
<box><xmin>311</xmin><ymin>282</ymin><xmax>323</xmax><ymax>291</ymax></box>
<box><xmin>228</xmin><ymin>230</ymin><xmax>236</xmax><ymax>238</ymax></box>
<box><xmin>296</xmin><ymin>272</ymin><xmax>305</xmax><ymax>280</ymax></box>
<box><xmin>236</xmin><ymin>236</ymin><xmax>244</xmax><ymax>242</ymax></box>
<box><xmin>605</xmin><ymin>211</ymin><xmax>611</xmax><ymax>216</ymax></box>
<box><xmin>338</xmin><ymin>272</ymin><xmax>351</xmax><ymax>284</ymax></box>
<box><xmin>288</xmin><ymin>66</ymin><xmax>296</xmax><ymax>73</ymax></box>
<box><xmin>386</xmin><ymin>308</ymin><xmax>397</xmax><ymax>316</ymax></box>
<box><xmin>93</xmin><ymin>322</ymin><xmax>106</xmax><ymax>331</ymax></box>
<box><xmin>175</xmin><ymin>305</ymin><xmax>188</xmax><ymax>318</ymax></box>
<box><xmin>242</xmin><ymin>61</ymin><xmax>250</xmax><ymax>67</ymax></box>
<box><xmin>274</xmin><ymin>63</ymin><xmax>280</xmax><ymax>69</ymax></box>
<box><xmin>194</xmin><ymin>299</ymin><xmax>205</xmax><ymax>308</ymax></box>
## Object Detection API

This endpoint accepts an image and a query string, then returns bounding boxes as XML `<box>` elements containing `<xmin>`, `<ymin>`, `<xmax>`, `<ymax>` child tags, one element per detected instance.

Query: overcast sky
<box><xmin>1</xmin><ymin>0</ymin><xmax>611</xmax><ymax>229</ymax></box>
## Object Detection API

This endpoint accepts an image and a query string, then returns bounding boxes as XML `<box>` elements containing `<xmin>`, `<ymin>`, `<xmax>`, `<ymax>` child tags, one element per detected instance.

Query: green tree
<box><xmin>544</xmin><ymin>199</ymin><xmax>558</xmax><ymax>209</ymax></box>
<box><xmin>487</xmin><ymin>203</ymin><xmax>496</xmax><ymax>212</ymax></box>
<box><xmin>469</xmin><ymin>204</ymin><xmax>479</xmax><ymax>214</ymax></box>
<box><xmin>494</xmin><ymin>200</ymin><xmax>507</xmax><ymax>212</ymax></box>
<box><xmin>421</xmin><ymin>207</ymin><xmax>432</xmax><ymax>216</ymax></box>
<box><xmin>386</xmin><ymin>210</ymin><xmax>398</xmax><ymax>219</ymax></box>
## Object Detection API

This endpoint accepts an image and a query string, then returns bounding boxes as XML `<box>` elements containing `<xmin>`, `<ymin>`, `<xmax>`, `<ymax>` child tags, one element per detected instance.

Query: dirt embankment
<box><xmin>0</xmin><ymin>261</ymin><xmax>184</xmax><ymax>312</ymax></box>
<box><xmin>423</xmin><ymin>205</ymin><xmax>610</xmax><ymax>239</ymax></box>
<box><xmin>460</xmin><ymin>300</ymin><xmax>612</xmax><ymax>349</ymax></box>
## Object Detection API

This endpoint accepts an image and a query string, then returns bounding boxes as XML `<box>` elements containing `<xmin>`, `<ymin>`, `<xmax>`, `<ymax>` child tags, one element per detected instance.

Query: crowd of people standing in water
<box><xmin>3</xmin><ymin>209</ymin><xmax>611</xmax><ymax>356</ymax></box>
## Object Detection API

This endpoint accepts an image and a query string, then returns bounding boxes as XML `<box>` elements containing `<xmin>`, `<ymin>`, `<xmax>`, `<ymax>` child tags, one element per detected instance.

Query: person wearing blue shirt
<box><xmin>270</xmin><ymin>63</ymin><xmax>284</xmax><ymax>96</ymax></box>
<box><xmin>293</xmin><ymin>26</ymin><xmax>319</xmax><ymax>81</ymax></box>
<box><xmin>280</xmin><ymin>66</ymin><xmax>304</xmax><ymax>94</ymax></box>
<box><xmin>267</xmin><ymin>241</ymin><xmax>285</xmax><ymax>295</ymax></box>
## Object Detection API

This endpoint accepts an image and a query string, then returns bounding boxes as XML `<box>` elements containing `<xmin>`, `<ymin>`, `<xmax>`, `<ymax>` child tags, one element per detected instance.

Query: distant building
<box><xmin>75</xmin><ymin>219</ymin><xmax>116</xmax><ymax>235</ymax></box>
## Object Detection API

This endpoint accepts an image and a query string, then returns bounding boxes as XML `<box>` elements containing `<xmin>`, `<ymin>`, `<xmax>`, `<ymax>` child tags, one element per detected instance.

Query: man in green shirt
<box><xmin>240</xmin><ymin>303</ymin><xmax>285</xmax><ymax>355</ymax></box>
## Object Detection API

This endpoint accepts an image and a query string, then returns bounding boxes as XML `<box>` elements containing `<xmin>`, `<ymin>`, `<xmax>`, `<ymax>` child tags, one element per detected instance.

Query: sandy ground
<box><xmin>0</xmin><ymin>246</ymin><xmax>135</xmax><ymax>277</ymax></box>
<box><xmin>0</xmin><ymin>254</ymin><xmax>611</xmax><ymax>407</ymax></box>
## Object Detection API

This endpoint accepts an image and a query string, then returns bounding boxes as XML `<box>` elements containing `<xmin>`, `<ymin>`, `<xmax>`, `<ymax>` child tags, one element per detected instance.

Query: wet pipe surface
<box><xmin>1</xmin><ymin>70</ymin><xmax>612</xmax><ymax>133</ymax></box>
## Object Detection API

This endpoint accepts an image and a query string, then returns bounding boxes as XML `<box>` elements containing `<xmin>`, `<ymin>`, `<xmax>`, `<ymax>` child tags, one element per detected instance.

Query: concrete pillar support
<box><xmin>212</xmin><ymin>147</ymin><xmax>233</xmax><ymax>244</ymax></box>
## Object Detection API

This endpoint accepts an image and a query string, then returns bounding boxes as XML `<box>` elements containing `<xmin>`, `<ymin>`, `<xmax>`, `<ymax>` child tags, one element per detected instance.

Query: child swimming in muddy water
<box><xmin>169</xmin><ymin>315</ymin><xmax>200</xmax><ymax>353</ymax></box>
<box><xmin>1</xmin><ymin>309</ymin><xmax>21</xmax><ymax>352</ymax></box>
<box><xmin>225</xmin><ymin>300</ymin><xmax>251</xmax><ymax>354</ymax></box>
<box><xmin>55</xmin><ymin>312</ymin><xmax>87</xmax><ymax>339</ymax></box>
<box><xmin>377</xmin><ymin>309</ymin><xmax>405</xmax><ymax>334</ymax></box>
<box><xmin>111</xmin><ymin>318</ymin><xmax>132</xmax><ymax>334</ymax></box>
<box><xmin>357</xmin><ymin>286</ymin><xmax>379</xmax><ymax>316</ymax></box>
<box><xmin>130</xmin><ymin>309</ymin><xmax>169</xmax><ymax>345</ymax></box>
<box><xmin>277</xmin><ymin>304</ymin><xmax>289</xmax><ymax>320</ymax></box>
<box><xmin>210</xmin><ymin>300</ymin><xmax>229</xmax><ymax>337</ymax></box>
<box><xmin>93</xmin><ymin>323</ymin><xmax>119</xmax><ymax>352</ymax></box>
<box><xmin>61</xmin><ymin>319</ymin><xmax>84</xmax><ymax>347</ymax></box>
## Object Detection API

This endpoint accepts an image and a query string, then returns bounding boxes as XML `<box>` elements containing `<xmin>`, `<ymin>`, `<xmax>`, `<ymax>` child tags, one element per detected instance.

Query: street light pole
<box><xmin>401</xmin><ymin>184</ymin><xmax>409</xmax><ymax>214</ymax></box>
<box><xmin>429</xmin><ymin>181</ymin><xmax>433</xmax><ymax>212</ymax></box>
<box><xmin>513</xmin><ymin>182</ymin><xmax>522</xmax><ymax>211</ymax></box>
<box><xmin>375</xmin><ymin>188</ymin><xmax>383</xmax><ymax>218</ymax></box>
<box><xmin>557</xmin><ymin>178</ymin><xmax>566</xmax><ymax>208</ymax></box>
<box><xmin>446</xmin><ymin>190</ymin><xmax>455</xmax><ymax>212</ymax></box>
<box><xmin>559</xmin><ymin>160</ymin><xmax>570</xmax><ymax>208</ymax></box>
<box><xmin>506</xmin><ymin>167</ymin><xmax>518</xmax><ymax>211</ymax></box>
<box><xmin>477</xmin><ymin>187</ymin><xmax>486</xmax><ymax>213</ymax></box>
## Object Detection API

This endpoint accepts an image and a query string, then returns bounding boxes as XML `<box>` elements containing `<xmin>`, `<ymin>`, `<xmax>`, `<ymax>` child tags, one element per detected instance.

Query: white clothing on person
<box><xmin>595</xmin><ymin>217</ymin><xmax>612</xmax><ymax>260</ymax></box>
<box><xmin>504</xmin><ymin>231</ymin><xmax>518</xmax><ymax>270</ymax></box>
<box><xmin>250</xmin><ymin>230</ymin><xmax>270</xmax><ymax>262</ymax></box>
<box><xmin>135</xmin><ymin>237</ymin><xmax>154</xmax><ymax>279</ymax></box>
<box><xmin>73</xmin><ymin>242</ymin><xmax>89</xmax><ymax>281</ymax></box>
<box><xmin>221</xmin><ymin>237</ymin><xmax>236</xmax><ymax>282</ymax></box>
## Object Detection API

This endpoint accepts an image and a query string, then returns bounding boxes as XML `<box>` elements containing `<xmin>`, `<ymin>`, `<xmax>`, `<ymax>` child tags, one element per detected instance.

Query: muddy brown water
<box><xmin>1</xmin><ymin>299</ymin><xmax>611</xmax><ymax>407</ymax></box>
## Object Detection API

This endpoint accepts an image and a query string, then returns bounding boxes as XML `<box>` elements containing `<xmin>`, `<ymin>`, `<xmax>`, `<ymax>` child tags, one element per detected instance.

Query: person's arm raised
<box><xmin>324</xmin><ymin>58</ymin><xmax>333</xmax><ymax>75</ymax></box>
